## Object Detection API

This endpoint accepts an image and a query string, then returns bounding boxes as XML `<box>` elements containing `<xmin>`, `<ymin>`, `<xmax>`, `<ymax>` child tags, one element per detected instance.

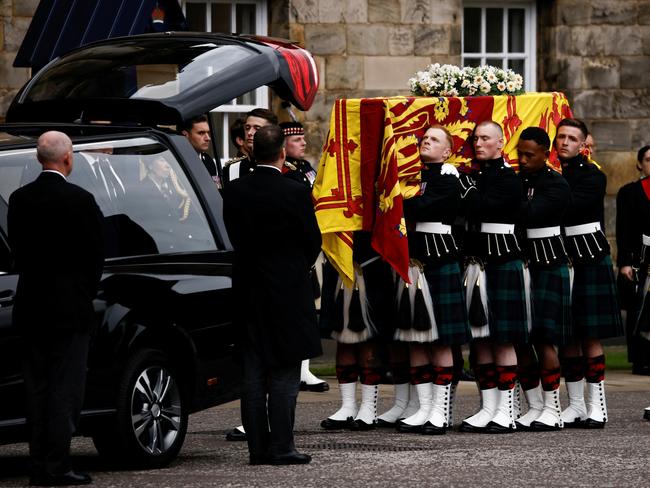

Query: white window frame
<box><xmin>462</xmin><ymin>1</ymin><xmax>536</xmax><ymax>92</ymax></box>
<box><xmin>181</xmin><ymin>0</ymin><xmax>268</xmax><ymax>161</ymax></box>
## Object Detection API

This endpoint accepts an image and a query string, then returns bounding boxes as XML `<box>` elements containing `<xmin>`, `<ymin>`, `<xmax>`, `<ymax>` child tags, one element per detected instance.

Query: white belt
<box><xmin>564</xmin><ymin>222</ymin><xmax>601</xmax><ymax>236</ymax></box>
<box><xmin>480</xmin><ymin>223</ymin><xmax>515</xmax><ymax>234</ymax></box>
<box><xmin>643</xmin><ymin>234</ymin><xmax>650</xmax><ymax>246</ymax></box>
<box><xmin>415</xmin><ymin>222</ymin><xmax>452</xmax><ymax>234</ymax></box>
<box><xmin>526</xmin><ymin>226</ymin><xmax>561</xmax><ymax>239</ymax></box>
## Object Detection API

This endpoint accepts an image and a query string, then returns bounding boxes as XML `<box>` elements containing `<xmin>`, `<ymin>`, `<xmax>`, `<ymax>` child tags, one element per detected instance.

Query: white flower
<box><xmin>497</xmin><ymin>82</ymin><xmax>506</xmax><ymax>91</ymax></box>
<box><xmin>480</xmin><ymin>81</ymin><xmax>491</xmax><ymax>93</ymax></box>
<box><xmin>486</xmin><ymin>71</ymin><xmax>498</xmax><ymax>83</ymax></box>
<box><xmin>506</xmin><ymin>81</ymin><xmax>516</xmax><ymax>92</ymax></box>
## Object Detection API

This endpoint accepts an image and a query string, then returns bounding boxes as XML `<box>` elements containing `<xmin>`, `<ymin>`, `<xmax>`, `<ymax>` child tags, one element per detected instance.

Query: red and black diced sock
<box><xmin>336</xmin><ymin>364</ymin><xmax>359</xmax><ymax>384</ymax></box>
<box><xmin>496</xmin><ymin>365</ymin><xmax>518</xmax><ymax>391</ymax></box>
<box><xmin>474</xmin><ymin>363</ymin><xmax>498</xmax><ymax>390</ymax></box>
<box><xmin>390</xmin><ymin>362</ymin><xmax>411</xmax><ymax>385</ymax></box>
<box><xmin>584</xmin><ymin>355</ymin><xmax>605</xmax><ymax>383</ymax></box>
<box><xmin>561</xmin><ymin>356</ymin><xmax>584</xmax><ymax>382</ymax></box>
<box><xmin>517</xmin><ymin>362</ymin><xmax>540</xmax><ymax>391</ymax></box>
<box><xmin>540</xmin><ymin>367</ymin><xmax>561</xmax><ymax>391</ymax></box>
<box><xmin>360</xmin><ymin>367</ymin><xmax>383</xmax><ymax>385</ymax></box>
<box><xmin>432</xmin><ymin>366</ymin><xmax>454</xmax><ymax>386</ymax></box>
<box><xmin>410</xmin><ymin>364</ymin><xmax>434</xmax><ymax>385</ymax></box>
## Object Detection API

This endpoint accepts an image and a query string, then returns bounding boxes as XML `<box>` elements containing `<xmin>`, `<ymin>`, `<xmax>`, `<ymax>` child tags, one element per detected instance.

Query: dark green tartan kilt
<box><xmin>637</xmin><ymin>264</ymin><xmax>650</xmax><ymax>335</ymax></box>
<box><xmin>422</xmin><ymin>261</ymin><xmax>472</xmax><ymax>346</ymax></box>
<box><xmin>529</xmin><ymin>264</ymin><xmax>572</xmax><ymax>346</ymax></box>
<box><xmin>485</xmin><ymin>260</ymin><xmax>529</xmax><ymax>344</ymax></box>
<box><xmin>571</xmin><ymin>255</ymin><xmax>623</xmax><ymax>339</ymax></box>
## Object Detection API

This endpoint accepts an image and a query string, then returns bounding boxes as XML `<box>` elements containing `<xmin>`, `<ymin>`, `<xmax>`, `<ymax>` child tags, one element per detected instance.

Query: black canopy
<box><xmin>14</xmin><ymin>0</ymin><xmax>185</xmax><ymax>72</ymax></box>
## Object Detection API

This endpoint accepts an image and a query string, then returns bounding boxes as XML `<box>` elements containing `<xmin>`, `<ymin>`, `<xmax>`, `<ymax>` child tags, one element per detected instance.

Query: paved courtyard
<box><xmin>1</xmin><ymin>372</ymin><xmax>649</xmax><ymax>487</ymax></box>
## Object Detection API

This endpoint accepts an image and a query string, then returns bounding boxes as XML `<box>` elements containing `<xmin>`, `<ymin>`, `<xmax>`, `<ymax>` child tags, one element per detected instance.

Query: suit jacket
<box><xmin>8</xmin><ymin>171</ymin><xmax>104</xmax><ymax>333</ymax></box>
<box><xmin>222</xmin><ymin>165</ymin><xmax>322</xmax><ymax>367</ymax></box>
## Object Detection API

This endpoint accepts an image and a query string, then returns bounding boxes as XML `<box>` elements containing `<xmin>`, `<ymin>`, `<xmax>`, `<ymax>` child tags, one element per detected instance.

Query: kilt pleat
<box><xmin>484</xmin><ymin>260</ymin><xmax>530</xmax><ymax>344</ymax></box>
<box><xmin>571</xmin><ymin>255</ymin><xmax>623</xmax><ymax>339</ymax></box>
<box><xmin>529</xmin><ymin>264</ymin><xmax>572</xmax><ymax>346</ymax></box>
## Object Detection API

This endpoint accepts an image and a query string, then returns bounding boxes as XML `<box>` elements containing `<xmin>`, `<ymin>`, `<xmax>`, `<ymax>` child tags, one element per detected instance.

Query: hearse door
<box><xmin>0</xmin><ymin>232</ymin><xmax>25</xmax><ymax>424</ymax></box>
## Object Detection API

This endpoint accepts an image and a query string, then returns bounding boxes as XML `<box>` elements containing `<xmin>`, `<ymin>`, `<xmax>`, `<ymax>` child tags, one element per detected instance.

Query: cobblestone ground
<box><xmin>1</xmin><ymin>372</ymin><xmax>649</xmax><ymax>487</ymax></box>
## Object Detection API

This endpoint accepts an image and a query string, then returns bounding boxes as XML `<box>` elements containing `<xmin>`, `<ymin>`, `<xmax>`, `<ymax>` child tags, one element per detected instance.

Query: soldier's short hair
<box><xmin>637</xmin><ymin>145</ymin><xmax>650</xmax><ymax>163</ymax></box>
<box><xmin>426</xmin><ymin>125</ymin><xmax>454</xmax><ymax>150</ymax></box>
<box><xmin>519</xmin><ymin>127</ymin><xmax>551</xmax><ymax>151</ymax></box>
<box><xmin>474</xmin><ymin>120</ymin><xmax>503</xmax><ymax>138</ymax></box>
<box><xmin>229</xmin><ymin>118</ymin><xmax>245</xmax><ymax>147</ymax></box>
<box><xmin>178</xmin><ymin>114</ymin><xmax>208</xmax><ymax>134</ymax></box>
<box><xmin>557</xmin><ymin>118</ymin><xmax>589</xmax><ymax>140</ymax></box>
<box><xmin>246</xmin><ymin>108</ymin><xmax>278</xmax><ymax>125</ymax></box>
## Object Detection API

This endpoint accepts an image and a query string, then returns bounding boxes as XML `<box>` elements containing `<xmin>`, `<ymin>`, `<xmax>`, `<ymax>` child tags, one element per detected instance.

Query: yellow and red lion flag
<box><xmin>313</xmin><ymin>92</ymin><xmax>573</xmax><ymax>285</ymax></box>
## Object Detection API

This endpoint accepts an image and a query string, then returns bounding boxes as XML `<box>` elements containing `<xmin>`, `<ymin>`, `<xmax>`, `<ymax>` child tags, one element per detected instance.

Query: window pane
<box><xmin>508</xmin><ymin>9</ymin><xmax>525</xmax><ymax>53</ymax></box>
<box><xmin>463</xmin><ymin>8</ymin><xmax>481</xmax><ymax>53</ymax></box>
<box><xmin>486</xmin><ymin>8</ymin><xmax>503</xmax><ymax>53</ymax></box>
<box><xmin>508</xmin><ymin>59</ymin><xmax>525</xmax><ymax>78</ymax></box>
<box><xmin>486</xmin><ymin>58</ymin><xmax>504</xmax><ymax>68</ymax></box>
<box><xmin>212</xmin><ymin>3</ymin><xmax>232</xmax><ymax>33</ymax></box>
<box><xmin>185</xmin><ymin>3</ymin><xmax>206</xmax><ymax>31</ymax></box>
<box><xmin>236</xmin><ymin>4</ymin><xmax>256</xmax><ymax>34</ymax></box>
<box><xmin>463</xmin><ymin>57</ymin><xmax>482</xmax><ymax>68</ymax></box>
<box><xmin>69</xmin><ymin>138</ymin><xmax>217</xmax><ymax>257</ymax></box>
<box><xmin>236</xmin><ymin>91</ymin><xmax>256</xmax><ymax>105</ymax></box>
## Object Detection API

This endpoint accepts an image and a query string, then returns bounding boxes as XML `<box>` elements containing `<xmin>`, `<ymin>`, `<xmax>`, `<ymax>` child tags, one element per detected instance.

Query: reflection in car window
<box><xmin>0</xmin><ymin>138</ymin><xmax>217</xmax><ymax>259</ymax></box>
<box><xmin>23</xmin><ymin>41</ymin><xmax>255</xmax><ymax>103</ymax></box>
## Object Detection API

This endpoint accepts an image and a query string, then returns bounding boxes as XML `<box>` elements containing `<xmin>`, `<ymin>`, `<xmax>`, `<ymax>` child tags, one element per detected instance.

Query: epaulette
<box><xmin>224</xmin><ymin>155</ymin><xmax>246</xmax><ymax>168</ymax></box>
<box><xmin>284</xmin><ymin>160</ymin><xmax>298</xmax><ymax>171</ymax></box>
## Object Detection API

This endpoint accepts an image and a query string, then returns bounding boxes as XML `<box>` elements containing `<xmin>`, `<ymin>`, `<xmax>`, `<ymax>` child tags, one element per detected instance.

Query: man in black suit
<box><xmin>180</xmin><ymin>115</ymin><xmax>221</xmax><ymax>188</ymax></box>
<box><xmin>8</xmin><ymin>131</ymin><xmax>104</xmax><ymax>486</ymax></box>
<box><xmin>222</xmin><ymin>125</ymin><xmax>322</xmax><ymax>465</ymax></box>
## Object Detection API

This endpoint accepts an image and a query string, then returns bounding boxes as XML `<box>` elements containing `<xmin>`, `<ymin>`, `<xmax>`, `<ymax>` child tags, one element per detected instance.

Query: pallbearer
<box><xmin>459</xmin><ymin>121</ymin><xmax>529</xmax><ymax>434</ymax></box>
<box><xmin>515</xmin><ymin>127</ymin><xmax>571</xmax><ymax>431</ymax></box>
<box><xmin>555</xmin><ymin>118</ymin><xmax>623</xmax><ymax>428</ymax></box>
<box><xmin>394</xmin><ymin>125</ymin><xmax>471</xmax><ymax>434</ymax></box>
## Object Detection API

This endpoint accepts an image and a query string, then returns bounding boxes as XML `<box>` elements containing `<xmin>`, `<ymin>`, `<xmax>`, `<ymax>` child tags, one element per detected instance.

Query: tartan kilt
<box><xmin>635</xmin><ymin>264</ymin><xmax>650</xmax><ymax>338</ymax></box>
<box><xmin>571</xmin><ymin>255</ymin><xmax>623</xmax><ymax>339</ymax></box>
<box><xmin>485</xmin><ymin>260</ymin><xmax>530</xmax><ymax>344</ymax></box>
<box><xmin>529</xmin><ymin>264</ymin><xmax>572</xmax><ymax>346</ymax></box>
<box><xmin>422</xmin><ymin>262</ymin><xmax>471</xmax><ymax>345</ymax></box>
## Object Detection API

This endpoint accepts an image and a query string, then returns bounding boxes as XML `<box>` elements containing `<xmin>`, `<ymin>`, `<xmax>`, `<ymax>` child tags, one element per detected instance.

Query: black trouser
<box><xmin>240</xmin><ymin>346</ymin><xmax>300</xmax><ymax>462</ymax></box>
<box><xmin>22</xmin><ymin>330</ymin><xmax>90</xmax><ymax>476</ymax></box>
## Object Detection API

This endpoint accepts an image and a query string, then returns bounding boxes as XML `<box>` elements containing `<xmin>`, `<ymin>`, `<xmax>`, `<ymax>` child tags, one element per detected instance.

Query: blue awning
<box><xmin>14</xmin><ymin>0</ymin><xmax>186</xmax><ymax>71</ymax></box>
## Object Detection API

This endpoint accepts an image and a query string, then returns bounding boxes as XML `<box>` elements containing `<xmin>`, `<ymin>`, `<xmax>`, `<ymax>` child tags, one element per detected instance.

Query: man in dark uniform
<box><xmin>459</xmin><ymin>120</ymin><xmax>529</xmax><ymax>434</ymax></box>
<box><xmin>222</xmin><ymin>125</ymin><xmax>322</xmax><ymax>465</ymax></box>
<box><xmin>279</xmin><ymin>120</ymin><xmax>329</xmax><ymax>393</ymax></box>
<box><xmin>556</xmin><ymin>118</ymin><xmax>623</xmax><ymax>428</ymax></box>
<box><xmin>616</xmin><ymin>145</ymin><xmax>650</xmax><ymax>376</ymax></box>
<box><xmin>8</xmin><ymin>131</ymin><xmax>104</xmax><ymax>486</ymax></box>
<box><xmin>515</xmin><ymin>127</ymin><xmax>572</xmax><ymax>431</ymax></box>
<box><xmin>221</xmin><ymin>108</ymin><xmax>278</xmax><ymax>187</ymax></box>
<box><xmin>180</xmin><ymin>115</ymin><xmax>220</xmax><ymax>188</ymax></box>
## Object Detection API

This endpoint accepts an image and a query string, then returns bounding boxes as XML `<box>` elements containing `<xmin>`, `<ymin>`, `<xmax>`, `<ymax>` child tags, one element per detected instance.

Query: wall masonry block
<box><xmin>326</xmin><ymin>55</ymin><xmax>364</xmax><ymax>89</ymax></box>
<box><xmin>388</xmin><ymin>27</ymin><xmax>414</xmax><ymax>55</ymax></box>
<box><xmin>620</xmin><ymin>56</ymin><xmax>650</xmax><ymax>89</ymax></box>
<box><xmin>369</xmin><ymin>0</ymin><xmax>401</xmax><ymax>23</ymax></box>
<box><xmin>319</xmin><ymin>0</ymin><xmax>367</xmax><ymax>24</ymax></box>
<box><xmin>555</xmin><ymin>0</ymin><xmax>591</xmax><ymax>26</ymax></box>
<box><xmin>289</xmin><ymin>0</ymin><xmax>319</xmax><ymax>23</ymax></box>
<box><xmin>583</xmin><ymin>58</ymin><xmax>619</xmax><ymax>89</ymax></box>
<box><xmin>591</xmin><ymin>120</ymin><xmax>631</xmax><ymax>152</ymax></box>
<box><xmin>571</xmin><ymin>90</ymin><xmax>615</xmax><ymax>119</ymax></box>
<box><xmin>348</xmin><ymin>24</ymin><xmax>390</xmax><ymax>55</ymax></box>
<box><xmin>613</xmin><ymin>89</ymin><xmax>650</xmax><ymax>119</ymax></box>
<box><xmin>413</xmin><ymin>25</ymin><xmax>450</xmax><ymax>55</ymax></box>
<box><xmin>305</xmin><ymin>24</ymin><xmax>346</xmax><ymax>54</ymax></box>
<box><xmin>364</xmin><ymin>56</ymin><xmax>431</xmax><ymax>90</ymax></box>
<box><xmin>590</xmin><ymin>0</ymin><xmax>637</xmax><ymax>25</ymax></box>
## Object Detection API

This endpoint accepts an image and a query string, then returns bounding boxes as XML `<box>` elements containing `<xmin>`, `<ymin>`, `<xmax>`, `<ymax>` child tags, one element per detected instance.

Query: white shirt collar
<box><xmin>256</xmin><ymin>164</ymin><xmax>282</xmax><ymax>173</ymax></box>
<box><xmin>42</xmin><ymin>169</ymin><xmax>67</xmax><ymax>180</ymax></box>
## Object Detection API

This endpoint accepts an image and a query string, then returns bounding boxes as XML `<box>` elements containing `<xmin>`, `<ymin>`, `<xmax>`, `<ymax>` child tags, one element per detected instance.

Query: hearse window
<box><xmin>0</xmin><ymin>140</ymin><xmax>217</xmax><ymax>259</ymax></box>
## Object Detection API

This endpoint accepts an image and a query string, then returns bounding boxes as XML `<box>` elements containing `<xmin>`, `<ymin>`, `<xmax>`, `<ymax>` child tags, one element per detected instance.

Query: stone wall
<box><xmin>269</xmin><ymin>0</ymin><xmax>463</xmax><ymax>159</ymax></box>
<box><xmin>0</xmin><ymin>0</ymin><xmax>36</xmax><ymax>120</ymax></box>
<box><xmin>538</xmin><ymin>0</ymin><xmax>650</xmax><ymax>256</ymax></box>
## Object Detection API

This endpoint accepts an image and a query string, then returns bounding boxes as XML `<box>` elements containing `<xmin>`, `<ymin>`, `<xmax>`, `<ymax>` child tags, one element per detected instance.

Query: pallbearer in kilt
<box><xmin>556</xmin><ymin>118</ymin><xmax>623</xmax><ymax>428</ymax></box>
<box><xmin>320</xmin><ymin>232</ymin><xmax>395</xmax><ymax>431</ymax></box>
<box><xmin>394</xmin><ymin>126</ymin><xmax>471</xmax><ymax>434</ymax></box>
<box><xmin>515</xmin><ymin>127</ymin><xmax>572</xmax><ymax>431</ymax></box>
<box><xmin>458</xmin><ymin>121</ymin><xmax>529</xmax><ymax>434</ymax></box>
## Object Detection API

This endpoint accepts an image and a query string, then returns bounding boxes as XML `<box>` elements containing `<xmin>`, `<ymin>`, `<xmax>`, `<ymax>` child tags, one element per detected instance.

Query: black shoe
<box><xmin>562</xmin><ymin>418</ymin><xmax>585</xmax><ymax>428</ymax></box>
<box><xmin>396</xmin><ymin>420</ymin><xmax>424</xmax><ymax>433</ymax></box>
<box><xmin>376</xmin><ymin>418</ymin><xmax>397</xmax><ymax>428</ymax></box>
<box><xmin>320</xmin><ymin>417</ymin><xmax>353</xmax><ymax>430</ymax></box>
<box><xmin>300</xmin><ymin>381</ymin><xmax>330</xmax><ymax>392</ymax></box>
<box><xmin>644</xmin><ymin>409</ymin><xmax>650</xmax><ymax>421</ymax></box>
<box><xmin>421</xmin><ymin>421</ymin><xmax>446</xmax><ymax>435</ymax></box>
<box><xmin>529</xmin><ymin>420</ymin><xmax>561</xmax><ymax>431</ymax></box>
<box><xmin>458</xmin><ymin>421</ymin><xmax>486</xmax><ymax>433</ymax></box>
<box><xmin>349</xmin><ymin>419</ymin><xmax>375</xmax><ymax>431</ymax></box>
<box><xmin>249</xmin><ymin>454</ymin><xmax>270</xmax><ymax>466</ymax></box>
<box><xmin>582</xmin><ymin>418</ymin><xmax>605</xmax><ymax>429</ymax></box>
<box><xmin>30</xmin><ymin>470</ymin><xmax>92</xmax><ymax>486</ymax></box>
<box><xmin>484</xmin><ymin>421</ymin><xmax>515</xmax><ymax>434</ymax></box>
<box><xmin>514</xmin><ymin>421</ymin><xmax>532</xmax><ymax>431</ymax></box>
<box><xmin>268</xmin><ymin>452</ymin><xmax>312</xmax><ymax>465</ymax></box>
<box><xmin>226</xmin><ymin>427</ymin><xmax>247</xmax><ymax>441</ymax></box>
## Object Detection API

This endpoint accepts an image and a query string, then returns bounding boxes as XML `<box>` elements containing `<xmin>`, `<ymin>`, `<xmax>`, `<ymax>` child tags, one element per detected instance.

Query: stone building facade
<box><xmin>0</xmin><ymin>0</ymin><xmax>648</xmax><ymax>254</ymax></box>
